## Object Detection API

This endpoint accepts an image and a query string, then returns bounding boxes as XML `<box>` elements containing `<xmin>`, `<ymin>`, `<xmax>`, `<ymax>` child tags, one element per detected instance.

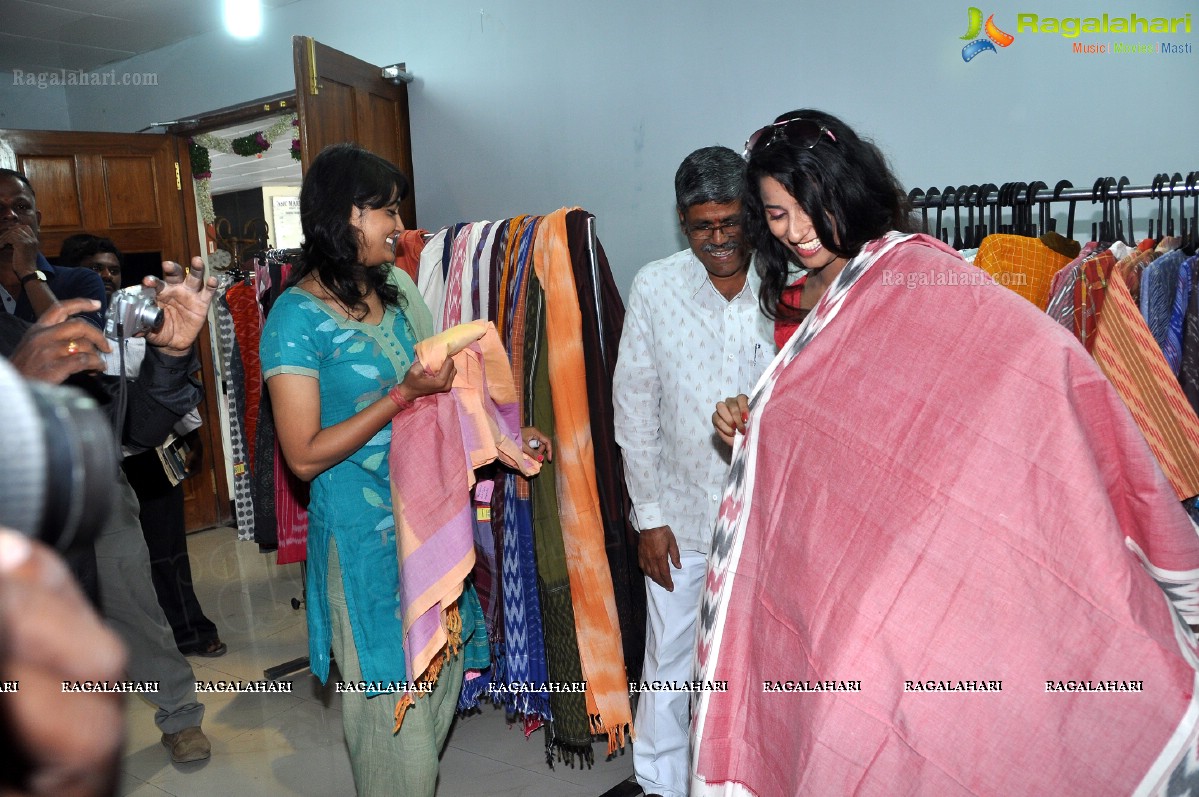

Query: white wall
<box><xmin>13</xmin><ymin>0</ymin><xmax>1199</xmax><ymax>294</ymax></box>
<box><xmin>0</xmin><ymin>81</ymin><xmax>70</xmax><ymax>129</ymax></box>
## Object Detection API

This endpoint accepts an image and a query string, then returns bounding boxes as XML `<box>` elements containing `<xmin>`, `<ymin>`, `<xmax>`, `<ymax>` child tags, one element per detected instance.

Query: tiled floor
<box><xmin>118</xmin><ymin>527</ymin><xmax>637</xmax><ymax>796</ymax></box>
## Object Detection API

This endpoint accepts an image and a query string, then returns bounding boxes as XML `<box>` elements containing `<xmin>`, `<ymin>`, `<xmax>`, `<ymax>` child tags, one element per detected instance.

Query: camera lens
<box><xmin>0</xmin><ymin>359</ymin><xmax>116</xmax><ymax>551</ymax></box>
<box><xmin>137</xmin><ymin>302</ymin><xmax>165</xmax><ymax>334</ymax></box>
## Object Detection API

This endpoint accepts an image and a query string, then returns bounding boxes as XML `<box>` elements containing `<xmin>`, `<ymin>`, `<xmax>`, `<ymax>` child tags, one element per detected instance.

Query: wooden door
<box><xmin>293</xmin><ymin>36</ymin><xmax>419</xmax><ymax>226</ymax></box>
<box><xmin>0</xmin><ymin>129</ymin><xmax>231</xmax><ymax>532</ymax></box>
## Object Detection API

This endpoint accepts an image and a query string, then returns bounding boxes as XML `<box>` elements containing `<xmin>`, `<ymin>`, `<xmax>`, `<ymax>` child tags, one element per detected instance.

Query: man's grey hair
<box><xmin>674</xmin><ymin>146</ymin><xmax>746</xmax><ymax>212</ymax></box>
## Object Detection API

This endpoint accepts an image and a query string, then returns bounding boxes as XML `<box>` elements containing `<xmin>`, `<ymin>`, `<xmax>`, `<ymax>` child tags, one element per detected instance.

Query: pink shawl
<box><xmin>389</xmin><ymin>320</ymin><xmax>539</xmax><ymax>683</ymax></box>
<box><xmin>693</xmin><ymin>235</ymin><xmax>1199</xmax><ymax>796</ymax></box>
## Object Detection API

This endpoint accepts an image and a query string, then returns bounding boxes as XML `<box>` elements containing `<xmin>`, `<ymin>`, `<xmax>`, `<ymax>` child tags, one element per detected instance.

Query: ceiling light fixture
<box><xmin>223</xmin><ymin>0</ymin><xmax>263</xmax><ymax>39</ymax></box>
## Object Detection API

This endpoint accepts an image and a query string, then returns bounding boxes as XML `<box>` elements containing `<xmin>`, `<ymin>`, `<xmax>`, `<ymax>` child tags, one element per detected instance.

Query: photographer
<box><xmin>60</xmin><ymin>234</ymin><xmax>226</xmax><ymax>659</ymax></box>
<box><xmin>0</xmin><ymin>251</ymin><xmax>220</xmax><ymax>767</ymax></box>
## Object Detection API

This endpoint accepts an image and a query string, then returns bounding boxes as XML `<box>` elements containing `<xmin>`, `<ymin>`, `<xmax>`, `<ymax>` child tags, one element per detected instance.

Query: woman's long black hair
<box><xmin>744</xmin><ymin>109</ymin><xmax>915</xmax><ymax>323</ymax></box>
<box><xmin>292</xmin><ymin>142</ymin><xmax>408</xmax><ymax>315</ymax></box>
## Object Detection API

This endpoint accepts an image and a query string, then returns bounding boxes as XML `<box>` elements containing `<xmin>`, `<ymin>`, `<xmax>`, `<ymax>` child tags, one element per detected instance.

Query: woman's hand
<box><xmin>393</xmin><ymin>357</ymin><xmax>456</xmax><ymax>403</ymax></box>
<box><xmin>712</xmin><ymin>394</ymin><xmax>750</xmax><ymax>447</ymax></box>
<box><xmin>520</xmin><ymin>426</ymin><xmax>552</xmax><ymax>463</ymax></box>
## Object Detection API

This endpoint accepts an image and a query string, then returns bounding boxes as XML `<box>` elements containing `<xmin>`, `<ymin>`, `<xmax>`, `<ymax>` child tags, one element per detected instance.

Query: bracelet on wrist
<box><xmin>388</xmin><ymin>385</ymin><xmax>414</xmax><ymax>411</ymax></box>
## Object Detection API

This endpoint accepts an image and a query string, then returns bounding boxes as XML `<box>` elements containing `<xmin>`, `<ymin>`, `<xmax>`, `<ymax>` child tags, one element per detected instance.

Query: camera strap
<box><xmin>112</xmin><ymin>320</ymin><xmax>129</xmax><ymax>451</ymax></box>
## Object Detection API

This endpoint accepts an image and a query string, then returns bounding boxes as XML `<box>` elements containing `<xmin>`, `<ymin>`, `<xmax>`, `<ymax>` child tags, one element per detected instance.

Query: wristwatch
<box><xmin>18</xmin><ymin>270</ymin><xmax>47</xmax><ymax>286</ymax></box>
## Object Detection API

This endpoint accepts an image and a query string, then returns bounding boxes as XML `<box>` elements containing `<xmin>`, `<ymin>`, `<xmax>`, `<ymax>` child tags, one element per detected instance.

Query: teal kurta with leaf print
<box><xmin>261</xmin><ymin>268</ymin><xmax>486</xmax><ymax>694</ymax></box>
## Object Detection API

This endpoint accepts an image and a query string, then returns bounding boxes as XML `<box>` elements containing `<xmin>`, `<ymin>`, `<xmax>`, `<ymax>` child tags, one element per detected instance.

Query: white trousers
<box><xmin>633</xmin><ymin>548</ymin><xmax>708</xmax><ymax>797</ymax></box>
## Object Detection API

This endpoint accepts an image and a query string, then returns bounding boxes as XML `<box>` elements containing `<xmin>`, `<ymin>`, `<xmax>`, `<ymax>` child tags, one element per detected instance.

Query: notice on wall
<box><xmin>272</xmin><ymin>196</ymin><xmax>302</xmax><ymax>250</ymax></box>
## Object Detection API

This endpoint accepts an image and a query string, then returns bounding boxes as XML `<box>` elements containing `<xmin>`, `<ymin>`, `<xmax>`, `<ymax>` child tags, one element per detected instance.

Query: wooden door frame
<box><xmin>167</xmin><ymin>92</ymin><xmax>298</xmax><ymax>137</ymax></box>
<box><xmin>0</xmin><ymin>127</ymin><xmax>231</xmax><ymax>530</ymax></box>
<box><xmin>172</xmin><ymin>134</ymin><xmax>234</xmax><ymax>530</ymax></box>
<box><xmin>166</xmin><ymin>92</ymin><xmax>302</xmax><ymax>532</ymax></box>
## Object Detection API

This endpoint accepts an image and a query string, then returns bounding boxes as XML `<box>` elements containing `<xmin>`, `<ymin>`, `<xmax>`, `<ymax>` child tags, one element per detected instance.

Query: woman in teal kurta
<box><xmin>261</xmin><ymin>143</ymin><xmax>486</xmax><ymax>796</ymax></box>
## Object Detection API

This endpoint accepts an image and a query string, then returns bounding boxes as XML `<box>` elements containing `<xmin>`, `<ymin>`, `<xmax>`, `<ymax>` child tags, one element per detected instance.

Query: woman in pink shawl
<box><xmin>700</xmin><ymin>110</ymin><xmax>1199</xmax><ymax>796</ymax></box>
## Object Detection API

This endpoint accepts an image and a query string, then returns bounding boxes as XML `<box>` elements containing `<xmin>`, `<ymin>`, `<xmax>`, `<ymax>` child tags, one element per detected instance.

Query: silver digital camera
<box><xmin>105</xmin><ymin>285</ymin><xmax>164</xmax><ymax>340</ymax></box>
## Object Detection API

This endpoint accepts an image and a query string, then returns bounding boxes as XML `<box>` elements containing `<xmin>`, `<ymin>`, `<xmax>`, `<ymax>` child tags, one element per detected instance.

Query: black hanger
<box><xmin>1168</xmin><ymin>173</ymin><xmax>1183</xmax><ymax>237</ymax></box>
<box><xmin>953</xmin><ymin>185</ymin><xmax>969</xmax><ymax>249</ymax></box>
<box><xmin>1180</xmin><ymin>172</ymin><xmax>1192</xmax><ymax>251</ymax></box>
<box><xmin>938</xmin><ymin>186</ymin><xmax>955</xmax><ymax>243</ymax></box>
<box><xmin>1113</xmin><ymin>177</ymin><xmax>1130</xmax><ymax>243</ymax></box>
<box><xmin>1009</xmin><ymin>181</ymin><xmax>1027</xmax><ymax>237</ymax></box>
<box><xmin>1152</xmin><ymin>173</ymin><xmax>1167</xmax><ymax>240</ymax></box>
<box><xmin>1104</xmin><ymin>177</ymin><xmax>1119</xmax><ymax>241</ymax></box>
<box><xmin>977</xmin><ymin>183</ymin><xmax>999</xmax><ymax>239</ymax></box>
<box><xmin>963</xmin><ymin>185</ymin><xmax>979</xmax><ymax>248</ymax></box>
<box><xmin>1091</xmin><ymin>177</ymin><xmax>1110</xmax><ymax>242</ymax></box>
<box><xmin>1089</xmin><ymin>178</ymin><xmax>1103</xmax><ymax>241</ymax></box>
<box><xmin>1002</xmin><ymin>181</ymin><xmax>1022</xmax><ymax>235</ymax></box>
<box><xmin>1024</xmin><ymin>181</ymin><xmax>1047</xmax><ymax>237</ymax></box>
<box><xmin>909</xmin><ymin>187</ymin><xmax>927</xmax><ymax>234</ymax></box>
<box><xmin>995</xmin><ymin>182</ymin><xmax>1011</xmax><ymax>234</ymax></box>
<box><xmin>1036</xmin><ymin>182</ymin><xmax>1054</xmax><ymax>236</ymax></box>
<box><xmin>1188</xmin><ymin>171</ymin><xmax>1198</xmax><ymax>253</ymax></box>
<box><xmin>1050</xmin><ymin>180</ymin><xmax>1073</xmax><ymax>236</ymax></box>
<box><xmin>977</xmin><ymin>182</ymin><xmax>997</xmax><ymax>244</ymax></box>
<box><xmin>925</xmin><ymin>186</ymin><xmax>941</xmax><ymax>240</ymax></box>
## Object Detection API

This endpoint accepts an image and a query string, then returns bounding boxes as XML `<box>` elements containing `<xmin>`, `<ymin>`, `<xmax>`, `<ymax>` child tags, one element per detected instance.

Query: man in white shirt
<box><xmin>613</xmin><ymin>146</ymin><xmax>774</xmax><ymax>797</ymax></box>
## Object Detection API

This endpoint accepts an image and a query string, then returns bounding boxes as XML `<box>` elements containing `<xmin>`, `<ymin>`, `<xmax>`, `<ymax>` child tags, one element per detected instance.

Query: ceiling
<box><xmin>1</xmin><ymin>1</ymin><xmax>306</xmax><ymax>196</ymax></box>
<box><xmin>0</xmin><ymin>0</ymin><xmax>299</xmax><ymax>73</ymax></box>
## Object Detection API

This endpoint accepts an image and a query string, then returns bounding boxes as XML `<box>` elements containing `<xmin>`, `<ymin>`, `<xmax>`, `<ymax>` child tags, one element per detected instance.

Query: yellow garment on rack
<box><xmin>975</xmin><ymin>233</ymin><xmax>1072</xmax><ymax>310</ymax></box>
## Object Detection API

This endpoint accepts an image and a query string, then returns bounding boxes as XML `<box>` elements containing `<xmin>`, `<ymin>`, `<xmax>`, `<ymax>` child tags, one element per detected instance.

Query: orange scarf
<box><xmin>531</xmin><ymin>208</ymin><xmax>633</xmax><ymax>752</ymax></box>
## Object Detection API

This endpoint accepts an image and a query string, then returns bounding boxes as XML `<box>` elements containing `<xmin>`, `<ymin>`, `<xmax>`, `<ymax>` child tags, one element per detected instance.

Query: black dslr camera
<box><xmin>0</xmin><ymin>358</ymin><xmax>116</xmax><ymax>550</ymax></box>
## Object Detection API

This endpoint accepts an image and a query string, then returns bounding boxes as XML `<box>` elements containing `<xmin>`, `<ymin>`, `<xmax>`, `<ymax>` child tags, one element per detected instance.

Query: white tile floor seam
<box><xmin>119</xmin><ymin>526</ymin><xmax>636</xmax><ymax>796</ymax></box>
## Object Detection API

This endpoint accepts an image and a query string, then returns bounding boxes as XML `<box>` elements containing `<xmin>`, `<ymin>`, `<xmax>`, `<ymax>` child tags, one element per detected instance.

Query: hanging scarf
<box><xmin>493</xmin><ymin>216</ymin><xmax>552</xmax><ymax>725</ymax></box>
<box><xmin>531</xmin><ymin>207</ymin><xmax>633</xmax><ymax>753</ymax></box>
<box><xmin>564</xmin><ymin>209</ymin><xmax>645</xmax><ymax>682</ymax></box>
<box><xmin>526</xmin><ymin>270</ymin><xmax>594</xmax><ymax>765</ymax></box>
<box><xmin>388</xmin><ymin>320</ymin><xmax>537</xmax><ymax>723</ymax></box>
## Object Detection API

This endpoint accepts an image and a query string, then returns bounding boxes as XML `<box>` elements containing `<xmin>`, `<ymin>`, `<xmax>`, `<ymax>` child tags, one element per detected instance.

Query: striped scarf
<box><xmin>495</xmin><ymin>217</ymin><xmax>552</xmax><ymax>723</ymax></box>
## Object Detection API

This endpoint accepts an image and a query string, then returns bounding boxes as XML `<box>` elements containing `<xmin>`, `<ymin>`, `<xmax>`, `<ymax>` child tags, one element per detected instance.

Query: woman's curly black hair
<box><xmin>744</xmin><ymin>109</ymin><xmax>915</xmax><ymax>323</ymax></box>
<box><xmin>292</xmin><ymin>142</ymin><xmax>408</xmax><ymax>315</ymax></box>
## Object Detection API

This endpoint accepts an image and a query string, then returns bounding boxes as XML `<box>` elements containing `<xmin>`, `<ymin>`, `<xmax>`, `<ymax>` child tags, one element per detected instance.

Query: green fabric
<box><xmin>525</xmin><ymin>274</ymin><xmax>594</xmax><ymax>765</ymax></box>
<box><xmin>328</xmin><ymin>538</ymin><xmax>465</xmax><ymax>797</ymax></box>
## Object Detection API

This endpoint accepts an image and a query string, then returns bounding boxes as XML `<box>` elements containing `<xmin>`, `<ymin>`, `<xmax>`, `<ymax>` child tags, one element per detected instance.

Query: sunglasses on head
<box><xmin>743</xmin><ymin>118</ymin><xmax>837</xmax><ymax>159</ymax></box>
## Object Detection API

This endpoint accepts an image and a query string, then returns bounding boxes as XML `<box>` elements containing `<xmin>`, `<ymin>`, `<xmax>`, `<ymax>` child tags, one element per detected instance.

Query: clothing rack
<box><xmin>908</xmin><ymin>175</ymin><xmax>1199</xmax><ymax>208</ymax></box>
<box><xmin>234</xmin><ymin>246</ymin><xmax>311</xmax><ymax>681</ymax></box>
<box><xmin>906</xmin><ymin>172</ymin><xmax>1199</xmax><ymax>246</ymax></box>
<box><xmin>263</xmin><ymin>247</ymin><xmax>302</xmax><ymax>266</ymax></box>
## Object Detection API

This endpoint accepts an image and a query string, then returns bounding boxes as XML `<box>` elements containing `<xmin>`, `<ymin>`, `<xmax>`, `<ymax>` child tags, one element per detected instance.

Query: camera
<box><xmin>0</xmin><ymin>357</ymin><xmax>116</xmax><ymax>551</ymax></box>
<box><xmin>105</xmin><ymin>285</ymin><xmax>164</xmax><ymax>341</ymax></box>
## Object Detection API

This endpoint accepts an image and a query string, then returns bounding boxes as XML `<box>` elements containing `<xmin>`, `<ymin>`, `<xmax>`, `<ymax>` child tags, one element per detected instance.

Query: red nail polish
<box><xmin>742</xmin><ymin>412</ymin><xmax>749</xmax><ymax>423</ymax></box>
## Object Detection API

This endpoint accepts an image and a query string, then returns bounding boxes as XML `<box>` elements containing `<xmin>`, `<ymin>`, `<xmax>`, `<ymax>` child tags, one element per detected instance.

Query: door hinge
<box><xmin>174</xmin><ymin>161</ymin><xmax>182</xmax><ymax>191</ymax></box>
